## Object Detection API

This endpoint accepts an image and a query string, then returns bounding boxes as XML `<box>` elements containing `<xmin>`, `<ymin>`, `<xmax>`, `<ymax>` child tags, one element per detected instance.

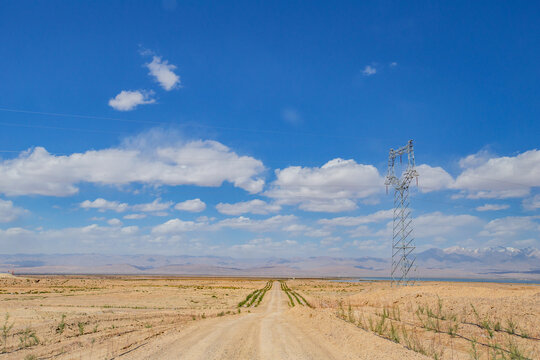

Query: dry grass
<box><xmin>0</xmin><ymin>275</ymin><xmax>266</xmax><ymax>359</ymax></box>
<box><xmin>290</xmin><ymin>279</ymin><xmax>540</xmax><ymax>360</ymax></box>
<box><xmin>1</xmin><ymin>276</ymin><xmax>537</xmax><ymax>359</ymax></box>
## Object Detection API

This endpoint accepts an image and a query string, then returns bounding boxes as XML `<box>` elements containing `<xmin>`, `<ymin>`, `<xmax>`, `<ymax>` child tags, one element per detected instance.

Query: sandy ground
<box><xmin>0</xmin><ymin>276</ymin><xmax>538</xmax><ymax>359</ymax></box>
<box><xmin>123</xmin><ymin>281</ymin><xmax>426</xmax><ymax>360</ymax></box>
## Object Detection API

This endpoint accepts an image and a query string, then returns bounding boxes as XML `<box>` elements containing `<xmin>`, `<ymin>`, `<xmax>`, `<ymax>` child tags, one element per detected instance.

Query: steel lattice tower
<box><xmin>385</xmin><ymin>140</ymin><xmax>419</xmax><ymax>286</ymax></box>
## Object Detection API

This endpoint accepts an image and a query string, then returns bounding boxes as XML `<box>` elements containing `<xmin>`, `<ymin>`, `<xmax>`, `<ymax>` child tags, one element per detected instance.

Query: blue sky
<box><xmin>0</xmin><ymin>1</ymin><xmax>539</xmax><ymax>257</ymax></box>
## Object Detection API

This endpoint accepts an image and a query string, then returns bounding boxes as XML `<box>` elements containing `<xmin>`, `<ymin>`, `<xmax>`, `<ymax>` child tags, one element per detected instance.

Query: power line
<box><xmin>0</xmin><ymin>121</ymin><xmax>125</xmax><ymax>135</ymax></box>
<box><xmin>0</xmin><ymin>106</ymin><xmax>367</xmax><ymax>140</ymax></box>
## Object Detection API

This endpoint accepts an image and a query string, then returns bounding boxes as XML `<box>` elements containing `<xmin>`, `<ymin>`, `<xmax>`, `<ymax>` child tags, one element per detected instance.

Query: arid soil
<box><xmin>0</xmin><ymin>275</ymin><xmax>538</xmax><ymax>359</ymax></box>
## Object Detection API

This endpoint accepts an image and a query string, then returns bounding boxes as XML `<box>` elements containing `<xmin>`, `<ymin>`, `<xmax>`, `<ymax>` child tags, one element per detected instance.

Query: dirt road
<box><xmin>124</xmin><ymin>282</ymin><xmax>427</xmax><ymax>360</ymax></box>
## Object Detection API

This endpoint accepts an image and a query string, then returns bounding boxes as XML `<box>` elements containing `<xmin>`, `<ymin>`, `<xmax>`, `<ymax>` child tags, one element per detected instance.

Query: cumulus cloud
<box><xmin>107</xmin><ymin>218</ymin><xmax>123</xmax><ymax>226</ymax></box>
<box><xmin>0</xmin><ymin>223</ymin><xmax>143</xmax><ymax>254</ymax></box>
<box><xmin>174</xmin><ymin>199</ymin><xmax>206</xmax><ymax>212</ymax></box>
<box><xmin>304</xmin><ymin>228</ymin><xmax>332</xmax><ymax>237</ymax></box>
<box><xmin>132</xmin><ymin>198</ymin><xmax>173</xmax><ymax>212</ymax></box>
<box><xmin>230</xmin><ymin>237</ymin><xmax>298</xmax><ymax>254</ymax></box>
<box><xmin>318</xmin><ymin>209</ymin><xmax>393</xmax><ymax>227</ymax></box>
<box><xmin>369</xmin><ymin>211</ymin><xmax>482</xmax><ymax>242</ymax></box>
<box><xmin>0</xmin><ymin>132</ymin><xmax>265</xmax><ymax>196</ymax></box>
<box><xmin>476</xmin><ymin>204</ymin><xmax>510</xmax><ymax>212</ymax></box>
<box><xmin>265</xmin><ymin>158</ymin><xmax>382</xmax><ymax>212</ymax></box>
<box><xmin>152</xmin><ymin>218</ymin><xmax>204</xmax><ymax>234</ymax></box>
<box><xmin>453</xmin><ymin>149</ymin><xmax>540</xmax><ymax>199</ymax></box>
<box><xmin>146</xmin><ymin>56</ymin><xmax>180</xmax><ymax>91</ymax></box>
<box><xmin>108</xmin><ymin>90</ymin><xmax>155</xmax><ymax>111</ymax></box>
<box><xmin>413</xmin><ymin>212</ymin><xmax>482</xmax><ymax>239</ymax></box>
<box><xmin>523</xmin><ymin>194</ymin><xmax>540</xmax><ymax>210</ymax></box>
<box><xmin>123</xmin><ymin>213</ymin><xmax>147</xmax><ymax>220</ymax></box>
<box><xmin>362</xmin><ymin>65</ymin><xmax>376</xmax><ymax>76</ymax></box>
<box><xmin>215</xmin><ymin>215</ymin><xmax>296</xmax><ymax>232</ymax></box>
<box><xmin>81</xmin><ymin>198</ymin><xmax>128</xmax><ymax>213</ymax></box>
<box><xmin>416</xmin><ymin>164</ymin><xmax>454</xmax><ymax>192</ymax></box>
<box><xmin>479</xmin><ymin>216</ymin><xmax>539</xmax><ymax>239</ymax></box>
<box><xmin>0</xmin><ymin>199</ymin><xmax>27</xmax><ymax>223</ymax></box>
<box><xmin>216</xmin><ymin>199</ymin><xmax>280</xmax><ymax>215</ymax></box>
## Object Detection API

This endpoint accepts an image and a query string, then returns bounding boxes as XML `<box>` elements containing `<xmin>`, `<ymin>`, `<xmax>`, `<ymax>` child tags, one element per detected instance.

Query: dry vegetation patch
<box><xmin>0</xmin><ymin>275</ymin><xmax>265</xmax><ymax>359</ymax></box>
<box><xmin>292</xmin><ymin>279</ymin><xmax>539</xmax><ymax>360</ymax></box>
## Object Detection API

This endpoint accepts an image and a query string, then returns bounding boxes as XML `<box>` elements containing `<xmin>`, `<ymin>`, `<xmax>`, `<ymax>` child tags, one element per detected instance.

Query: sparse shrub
<box><xmin>56</xmin><ymin>314</ymin><xmax>66</xmax><ymax>334</ymax></box>
<box><xmin>93</xmin><ymin>324</ymin><xmax>99</xmax><ymax>333</ymax></box>
<box><xmin>469</xmin><ymin>338</ymin><xmax>480</xmax><ymax>360</ymax></box>
<box><xmin>374</xmin><ymin>314</ymin><xmax>387</xmax><ymax>336</ymax></box>
<box><xmin>447</xmin><ymin>322</ymin><xmax>459</xmax><ymax>337</ymax></box>
<box><xmin>347</xmin><ymin>303</ymin><xmax>355</xmax><ymax>323</ymax></box>
<box><xmin>389</xmin><ymin>322</ymin><xmax>399</xmax><ymax>343</ymax></box>
<box><xmin>217</xmin><ymin>311</ymin><xmax>225</xmax><ymax>317</ymax></box>
<box><xmin>506</xmin><ymin>340</ymin><xmax>529</xmax><ymax>360</ymax></box>
<box><xmin>18</xmin><ymin>327</ymin><xmax>39</xmax><ymax>348</ymax></box>
<box><xmin>77</xmin><ymin>322</ymin><xmax>85</xmax><ymax>335</ymax></box>
<box><xmin>506</xmin><ymin>318</ymin><xmax>517</xmax><ymax>335</ymax></box>
<box><xmin>2</xmin><ymin>313</ymin><xmax>14</xmax><ymax>352</ymax></box>
<box><xmin>24</xmin><ymin>355</ymin><xmax>37</xmax><ymax>360</ymax></box>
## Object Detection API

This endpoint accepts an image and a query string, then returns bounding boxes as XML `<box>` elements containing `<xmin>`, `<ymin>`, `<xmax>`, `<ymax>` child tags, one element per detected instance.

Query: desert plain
<box><xmin>0</xmin><ymin>274</ymin><xmax>538</xmax><ymax>360</ymax></box>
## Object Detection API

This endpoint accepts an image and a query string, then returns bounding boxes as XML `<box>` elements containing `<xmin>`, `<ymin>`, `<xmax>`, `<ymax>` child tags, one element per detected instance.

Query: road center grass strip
<box><xmin>279</xmin><ymin>281</ymin><xmax>312</xmax><ymax>308</ymax></box>
<box><xmin>238</xmin><ymin>281</ymin><xmax>273</xmax><ymax>308</ymax></box>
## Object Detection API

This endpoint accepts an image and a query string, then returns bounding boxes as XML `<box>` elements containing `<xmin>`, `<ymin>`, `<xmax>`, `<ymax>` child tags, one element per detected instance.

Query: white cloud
<box><xmin>282</xmin><ymin>224</ymin><xmax>309</xmax><ymax>232</ymax></box>
<box><xmin>152</xmin><ymin>218</ymin><xmax>205</xmax><ymax>234</ymax></box>
<box><xmin>108</xmin><ymin>90</ymin><xmax>155</xmax><ymax>111</ymax></box>
<box><xmin>216</xmin><ymin>199</ymin><xmax>280</xmax><ymax>215</ymax></box>
<box><xmin>174</xmin><ymin>199</ymin><xmax>206</xmax><ymax>212</ymax></box>
<box><xmin>476</xmin><ymin>204</ymin><xmax>510</xmax><ymax>212</ymax></box>
<box><xmin>413</xmin><ymin>212</ymin><xmax>482</xmax><ymax>239</ymax></box>
<box><xmin>523</xmin><ymin>194</ymin><xmax>540</xmax><ymax>210</ymax></box>
<box><xmin>107</xmin><ymin>218</ymin><xmax>123</xmax><ymax>226</ymax></box>
<box><xmin>300</xmin><ymin>199</ymin><xmax>357</xmax><ymax>213</ymax></box>
<box><xmin>416</xmin><ymin>164</ymin><xmax>454</xmax><ymax>192</ymax></box>
<box><xmin>0</xmin><ymin>199</ymin><xmax>27</xmax><ymax>223</ymax></box>
<box><xmin>304</xmin><ymin>228</ymin><xmax>331</xmax><ymax>237</ymax></box>
<box><xmin>0</xmin><ymin>224</ymin><xmax>142</xmax><ymax>254</ymax></box>
<box><xmin>216</xmin><ymin>215</ymin><xmax>296</xmax><ymax>232</ymax></box>
<box><xmin>350</xmin><ymin>239</ymin><xmax>385</xmax><ymax>251</ymax></box>
<box><xmin>479</xmin><ymin>216</ymin><xmax>539</xmax><ymax>238</ymax></box>
<box><xmin>370</xmin><ymin>211</ymin><xmax>482</xmax><ymax>241</ymax></box>
<box><xmin>458</xmin><ymin>149</ymin><xmax>492</xmax><ymax>169</ymax></box>
<box><xmin>146</xmin><ymin>56</ymin><xmax>180</xmax><ymax>91</ymax></box>
<box><xmin>318</xmin><ymin>209</ymin><xmax>393</xmax><ymax>227</ymax></box>
<box><xmin>123</xmin><ymin>213</ymin><xmax>147</xmax><ymax>220</ymax></box>
<box><xmin>80</xmin><ymin>198</ymin><xmax>128</xmax><ymax>213</ymax></box>
<box><xmin>265</xmin><ymin>158</ymin><xmax>382</xmax><ymax>212</ymax></box>
<box><xmin>0</xmin><ymin>132</ymin><xmax>265</xmax><ymax>196</ymax></box>
<box><xmin>362</xmin><ymin>65</ymin><xmax>376</xmax><ymax>76</ymax></box>
<box><xmin>390</xmin><ymin>62</ymin><xmax>398</xmax><ymax>67</ymax></box>
<box><xmin>453</xmin><ymin>149</ymin><xmax>540</xmax><ymax>199</ymax></box>
<box><xmin>320</xmin><ymin>236</ymin><xmax>342</xmax><ymax>246</ymax></box>
<box><xmin>132</xmin><ymin>198</ymin><xmax>173</xmax><ymax>212</ymax></box>
<box><xmin>230</xmin><ymin>237</ymin><xmax>298</xmax><ymax>254</ymax></box>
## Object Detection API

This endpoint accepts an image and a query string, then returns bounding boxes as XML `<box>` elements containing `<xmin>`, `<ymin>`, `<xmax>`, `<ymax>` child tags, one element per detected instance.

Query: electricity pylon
<box><xmin>385</xmin><ymin>140</ymin><xmax>419</xmax><ymax>286</ymax></box>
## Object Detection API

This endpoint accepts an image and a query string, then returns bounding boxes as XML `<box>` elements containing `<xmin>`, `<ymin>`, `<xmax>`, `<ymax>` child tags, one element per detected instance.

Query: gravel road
<box><xmin>123</xmin><ymin>282</ymin><xmax>428</xmax><ymax>360</ymax></box>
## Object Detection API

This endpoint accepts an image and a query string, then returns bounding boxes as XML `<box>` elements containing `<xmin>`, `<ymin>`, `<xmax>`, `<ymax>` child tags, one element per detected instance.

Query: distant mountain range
<box><xmin>1</xmin><ymin>247</ymin><xmax>539</xmax><ymax>280</ymax></box>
